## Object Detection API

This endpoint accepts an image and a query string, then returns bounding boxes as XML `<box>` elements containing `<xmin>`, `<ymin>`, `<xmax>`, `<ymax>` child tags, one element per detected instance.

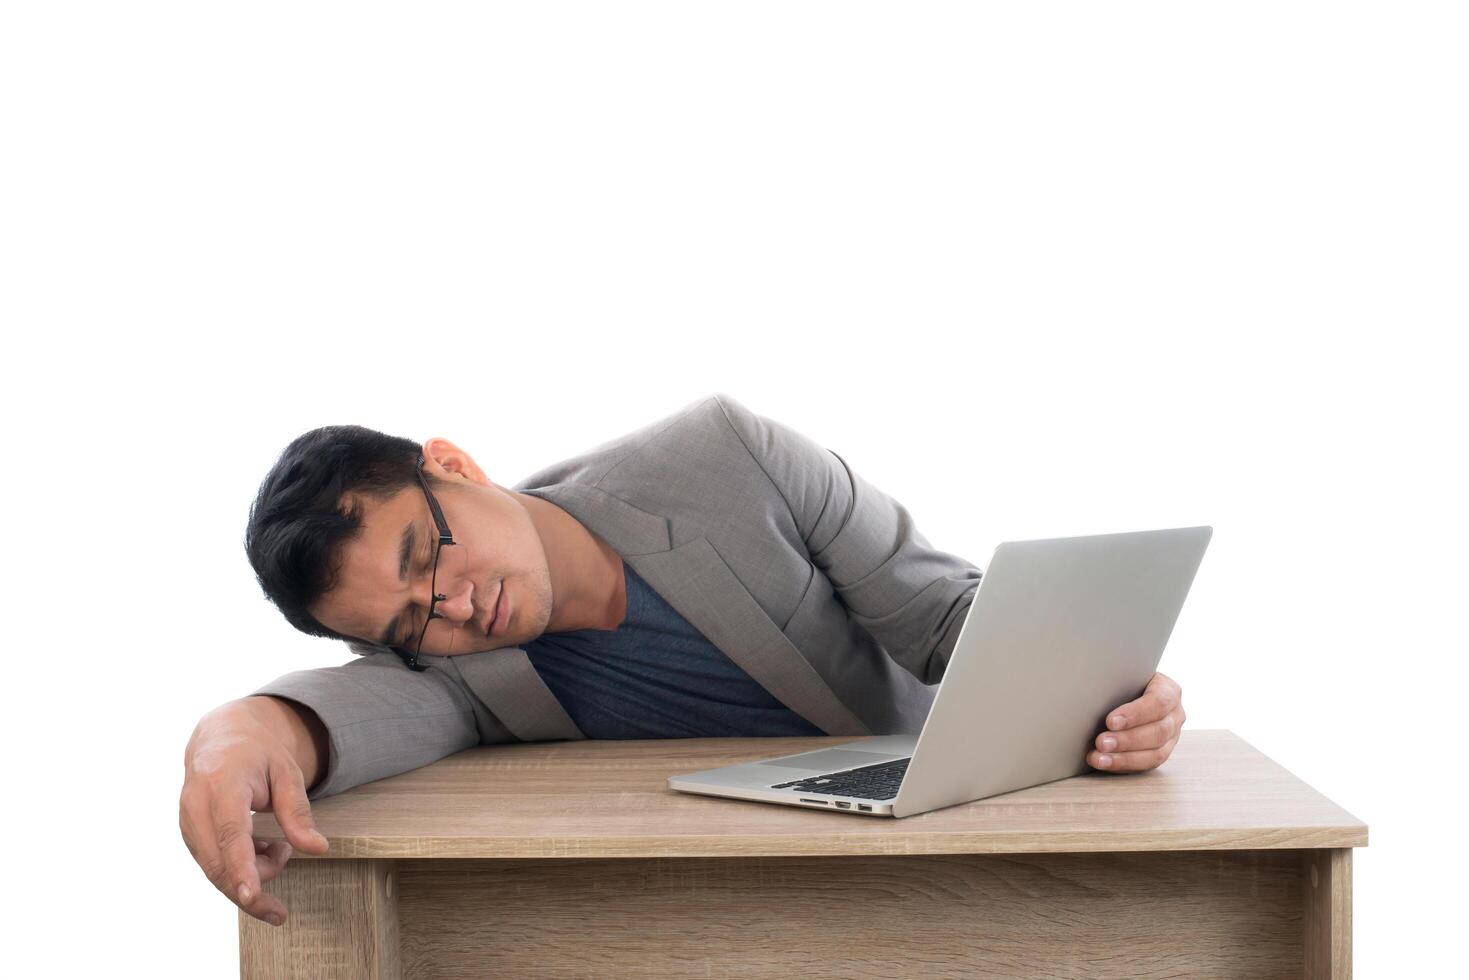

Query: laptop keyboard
<box><xmin>769</xmin><ymin>758</ymin><xmax>910</xmax><ymax>800</ymax></box>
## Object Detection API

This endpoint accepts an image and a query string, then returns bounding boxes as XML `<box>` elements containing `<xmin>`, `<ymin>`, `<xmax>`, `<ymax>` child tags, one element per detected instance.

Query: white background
<box><xmin>3</xmin><ymin>2</ymin><xmax>1464</xmax><ymax>976</ymax></box>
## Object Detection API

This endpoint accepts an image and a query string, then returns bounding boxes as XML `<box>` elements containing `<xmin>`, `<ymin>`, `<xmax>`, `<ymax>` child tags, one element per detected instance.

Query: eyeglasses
<box><xmin>399</xmin><ymin>455</ymin><xmax>460</xmax><ymax>672</ymax></box>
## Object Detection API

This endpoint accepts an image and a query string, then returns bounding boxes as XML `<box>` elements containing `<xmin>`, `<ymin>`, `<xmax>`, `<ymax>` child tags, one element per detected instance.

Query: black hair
<box><xmin>244</xmin><ymin>424</ymin><xmax>427</xmax><ymax>641</ymax></box>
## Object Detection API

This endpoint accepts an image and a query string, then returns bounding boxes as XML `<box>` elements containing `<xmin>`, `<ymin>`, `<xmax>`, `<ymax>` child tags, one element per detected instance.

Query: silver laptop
<box><xmin>667</xmin><ymin>526</ymin><xmax>1212</xmax><ymax>818</ymax></box>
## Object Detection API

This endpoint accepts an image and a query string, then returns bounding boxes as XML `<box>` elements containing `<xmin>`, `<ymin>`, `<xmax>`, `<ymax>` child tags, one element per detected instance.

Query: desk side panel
<box><xmin>240</xmin><ymin>859</ymin><xmax>400</xmax><ymax>980</ymax></box>
<box><xmin>395</xmin><ymin>851</ymin><xmax>1306</xmax><ymax>979</ymax></box>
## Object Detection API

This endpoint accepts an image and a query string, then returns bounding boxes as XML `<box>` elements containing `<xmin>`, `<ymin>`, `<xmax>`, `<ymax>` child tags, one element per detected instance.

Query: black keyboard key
<box><xmin>774</xmin><ymin>757</ymin><xmax>912</xmax><ymax>798</ymax></box>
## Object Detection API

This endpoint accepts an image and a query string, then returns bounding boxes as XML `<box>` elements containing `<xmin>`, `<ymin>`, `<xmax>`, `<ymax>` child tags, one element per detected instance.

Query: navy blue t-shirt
<box><xmin>522</xmin><ymin>560</ymin><xmax>825</xmax><ymax>738</ymax></box>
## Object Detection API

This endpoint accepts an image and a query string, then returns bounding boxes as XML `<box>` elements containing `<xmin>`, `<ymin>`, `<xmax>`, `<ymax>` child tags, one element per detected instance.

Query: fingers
<box><xmin>1104</xmin><ymin>672</ymin><xmax>1182</xmax><ymax>731</ymax></box>
<box><xmin>254</xmin><ymin>839</ymin><xmax>294</xmax><ymax>885</ymax></box>
<box><xmin>179</xmin><ymin>794</ymin><xmax>223</xmax><ymax>901</ymax></box>
<box><xmin>1095</xmin><ymin>705</ymin><xmax>1185</xmax><ymax>755</ymax></box>
<box><xmin>1087</xmin><ymin>674</ymin><xmax>1186</xmax><ymax>774</ymax></box>
<box><xmin>208</xmin><ymin>789</ymin><xmax>281</xmax><ymax>924</ymax></box>
<box><xmin>267</xmin><ymin>761</ymin><xmax>330</xmax><ymax>856</ymax></box>
<box><xmin>180</xmin><ymin>703</ymin><xmax>316</xmax><ymax>928</ymax></box>
<box><xmin>181</xmin><ymin>784</ymin><xmax>288</xmax><ymax>926</ymax></box>
<box><xmin>1088</xmin><ymin>732</ymin><xmax>1180</xmax><ymax>773</ymax></box>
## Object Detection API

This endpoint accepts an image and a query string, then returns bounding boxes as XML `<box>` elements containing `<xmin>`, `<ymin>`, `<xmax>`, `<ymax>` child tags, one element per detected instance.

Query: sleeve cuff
<box><xmin>249</xmin><ymin>681</ymin><xmax>353</xmax><ymax>801</ymax></box>
<box><xmin>248</xmin><ymin>651</ymin><xmax>480</xmax><ymax>800</ymax></box>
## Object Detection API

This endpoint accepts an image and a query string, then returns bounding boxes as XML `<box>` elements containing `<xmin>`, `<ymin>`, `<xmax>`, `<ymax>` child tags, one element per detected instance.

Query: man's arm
<box><xmin>249</xmin><ymin>649</ymin><xmax>481</xmax><ymax>800</ymax></box>
<box><xmin>712</xmin><ymin>393</ymin><xmax>982</xmax><ymax>685</ymax></box>
<box><xmin>180</xmin><ymin>651</ymin><xmax>481</xmax><ymax>927</ymax></box>
<box><xmin>253</xmin><ymin>693</ymin><xmax>329</xmax><ymax>790</ymax></box>
<box><xmin>712</xmin><ymin>393</ymin><xmax>1190</xmax><ymax>775</ymax></box>
<box><xmin>180</xmin><ymin>694</ymin><xmax>330</xmax><ymax>928</ymax></box>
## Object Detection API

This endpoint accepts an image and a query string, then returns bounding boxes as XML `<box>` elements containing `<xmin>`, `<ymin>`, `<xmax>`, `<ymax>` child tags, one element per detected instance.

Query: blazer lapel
<box><xmin>446</xmin><ymin>647</ymin><xmax>586</xmax><ymax>742</ymax></box>
<box><xmin>524</xmin><ymin>483</ymin><xmax>871</xmax><ymax>737</ymax></box>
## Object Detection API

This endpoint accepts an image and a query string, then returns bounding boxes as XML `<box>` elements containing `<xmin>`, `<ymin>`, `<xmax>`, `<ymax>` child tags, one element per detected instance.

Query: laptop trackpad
<box><xmin>757</xmin><ymin>748</ymin><xmax>899</xmax><ymax>771</ymax></box>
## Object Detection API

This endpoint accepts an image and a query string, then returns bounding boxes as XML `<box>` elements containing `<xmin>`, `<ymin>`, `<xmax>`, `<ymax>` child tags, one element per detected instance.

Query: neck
<box><xmin>517</xmin><ymin>492</ymin><xmax>626</xmax><ymax>632</ymax></box>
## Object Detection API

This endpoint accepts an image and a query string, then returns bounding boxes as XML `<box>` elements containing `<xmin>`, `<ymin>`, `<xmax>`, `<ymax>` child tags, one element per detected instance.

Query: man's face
<box><xmin>308</xmin><ymin>439</ymin><xmax>554</xmax><ymax>656</ymax></box>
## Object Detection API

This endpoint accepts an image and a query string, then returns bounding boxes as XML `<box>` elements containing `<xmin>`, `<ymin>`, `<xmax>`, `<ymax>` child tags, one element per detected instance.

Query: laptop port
<box><xmin>857</xmin><ymin>804</ymin><xmax>872</xmax><ymax>812</ymax></box>
<box><xmin>835</xmin><ymin>801</ymin><xmax>851</xmax><ymax>809</ymax></box>
<box><xmin>799</xmin><ymin>799</ymin><xmax>828</xmax><ymax>804</ymax></box>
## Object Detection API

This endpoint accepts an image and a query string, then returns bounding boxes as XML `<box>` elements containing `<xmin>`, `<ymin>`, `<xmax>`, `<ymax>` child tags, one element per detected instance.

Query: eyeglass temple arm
<box><xmin>415</xmin><ymin>455</ymin><xmax>455</xmax><ymax>544</ymax></box>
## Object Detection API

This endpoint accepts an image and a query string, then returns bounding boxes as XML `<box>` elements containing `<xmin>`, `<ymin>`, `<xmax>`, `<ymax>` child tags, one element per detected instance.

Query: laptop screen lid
<box><xmin>891</xmin><ymin>526</ymin><xmax>1212</xmax><ymax>818</ymax></box>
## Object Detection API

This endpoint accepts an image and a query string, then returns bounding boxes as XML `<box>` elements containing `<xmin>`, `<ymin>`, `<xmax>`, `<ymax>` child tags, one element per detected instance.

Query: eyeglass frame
<box><xmin>396</xmin><ymin>454</ymin><xmax>458</xmax><ymax>672</ymax></box>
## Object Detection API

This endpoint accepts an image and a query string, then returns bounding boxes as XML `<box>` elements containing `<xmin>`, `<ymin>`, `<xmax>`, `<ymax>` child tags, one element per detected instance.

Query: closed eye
<box><xmin>403</xmin><ymin>524</ymin><xmax>438</xmax><ymax>647</ymax></box>
<box><xmin>387</xmin><ymin>524</ymin><xmax>439</xmax><ymax>651</ymax></box>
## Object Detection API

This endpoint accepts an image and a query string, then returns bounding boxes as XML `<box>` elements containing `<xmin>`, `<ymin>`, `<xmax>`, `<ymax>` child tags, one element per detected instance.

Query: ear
<box><xmin>421</xmin><ymin>437</ymin><xmax>492</xmax><ymax>487</ymax></box>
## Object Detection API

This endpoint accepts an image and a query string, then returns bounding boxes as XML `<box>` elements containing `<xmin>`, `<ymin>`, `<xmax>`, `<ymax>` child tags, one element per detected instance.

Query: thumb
<box><xmin>267</xmin><ymin>758</ymin><xmax>330</xmax><ymax>854</ymax></box>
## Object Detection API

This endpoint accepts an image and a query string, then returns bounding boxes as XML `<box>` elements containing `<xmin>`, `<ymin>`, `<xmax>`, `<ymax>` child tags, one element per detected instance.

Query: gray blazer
<box><xmin>254</xmin><ymin>393</ymin><xmax>983</xmax><ymax>799</ymax></box>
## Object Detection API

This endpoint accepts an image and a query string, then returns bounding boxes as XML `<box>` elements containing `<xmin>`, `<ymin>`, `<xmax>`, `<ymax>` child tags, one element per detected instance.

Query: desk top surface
<box><xmin>257</xmin><ymin>729</ymin><xmax>1367</xmax><ymax>859</ymax></box>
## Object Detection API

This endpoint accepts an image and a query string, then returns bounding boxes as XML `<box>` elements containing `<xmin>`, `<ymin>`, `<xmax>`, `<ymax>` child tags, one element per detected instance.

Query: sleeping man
<box><xmin>179</xmin><ymin>393</ymin><xmax>1187</xmax><ymax>927</ymax></box>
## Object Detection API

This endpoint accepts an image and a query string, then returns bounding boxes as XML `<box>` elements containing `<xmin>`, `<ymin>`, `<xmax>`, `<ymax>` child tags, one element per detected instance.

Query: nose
<box><xmin>433</xmin><ymin>580</ymin><xmax>476</xmax><ymax>627</ymax></box>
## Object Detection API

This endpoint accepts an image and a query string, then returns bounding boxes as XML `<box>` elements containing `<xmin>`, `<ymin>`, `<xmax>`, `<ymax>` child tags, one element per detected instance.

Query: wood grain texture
<box><xmin>1305</xmin><ymin>848</ymin><xmax>1353</xmax><ymax>979</ymax></box>
<box><xmin>393</xmin><ymin>850</ymin><xmax>1309</xmax><ymax>979</ymax></box>
<box><xmin>250</xmin><ymin>729</ymin><xmax>1367</xmax><ymax>859</ymax></box>
<box><xmin>239</xmin><ymin>858</ymin><xmax>399</xmax><ymax>980</ymax></box>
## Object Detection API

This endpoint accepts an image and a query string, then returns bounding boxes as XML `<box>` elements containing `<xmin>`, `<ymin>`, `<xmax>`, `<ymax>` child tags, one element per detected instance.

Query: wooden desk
<box><xmin>243</xmin><ymin>729</ymin><xmax>1366</xmax><ymax>979</ymax></box>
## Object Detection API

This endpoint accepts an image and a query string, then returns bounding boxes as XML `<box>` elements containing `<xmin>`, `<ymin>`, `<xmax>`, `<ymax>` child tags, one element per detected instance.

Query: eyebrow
<box><xmin>378</xmin><ymin>521</ymin><xmax>417</xmax><ymax>646</ymax></box>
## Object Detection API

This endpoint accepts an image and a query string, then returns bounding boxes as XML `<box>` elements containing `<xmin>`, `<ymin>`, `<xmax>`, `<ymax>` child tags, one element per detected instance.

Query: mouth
<box><xmin>486</xmin><ymin>582</ymin><xmax>507</xmax><ymax>637</ymax></box>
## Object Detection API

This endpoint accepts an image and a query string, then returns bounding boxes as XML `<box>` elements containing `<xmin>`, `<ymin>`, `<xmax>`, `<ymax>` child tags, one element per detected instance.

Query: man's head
<box><xmin>245</xmin><ymin>425</ymin><xmax>554</xmax><ymax>657</ymax></box>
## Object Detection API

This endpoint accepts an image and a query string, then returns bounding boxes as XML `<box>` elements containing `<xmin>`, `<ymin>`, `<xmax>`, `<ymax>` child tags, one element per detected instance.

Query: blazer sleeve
<box><xmin>250</xmin><ymin>645</ymin><xmax>480</xmax><ymax>800</ymax></box>
<box><xmin>713</xmin><ymin>393</ymin><xmax>983</xmax><ymax>686</ymax></box>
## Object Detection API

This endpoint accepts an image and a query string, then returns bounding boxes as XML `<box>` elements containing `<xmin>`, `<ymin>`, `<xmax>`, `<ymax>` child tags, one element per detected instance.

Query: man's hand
<box><xmin>179</xmin><ymin>696</ymin><xmax>331</xmax><ymax>926</ymax></box>
<box><xmin>1086</xmin><ymin>671</ymin><xmax>1185</xmax><ymax>773</ymax></box>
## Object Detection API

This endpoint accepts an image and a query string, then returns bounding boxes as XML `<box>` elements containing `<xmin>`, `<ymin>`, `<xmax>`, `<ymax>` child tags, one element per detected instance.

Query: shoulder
<box><xmin>513</xmin><ymin>393</ymin><xmax>766</xmax><ymax>492</ymax></box>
